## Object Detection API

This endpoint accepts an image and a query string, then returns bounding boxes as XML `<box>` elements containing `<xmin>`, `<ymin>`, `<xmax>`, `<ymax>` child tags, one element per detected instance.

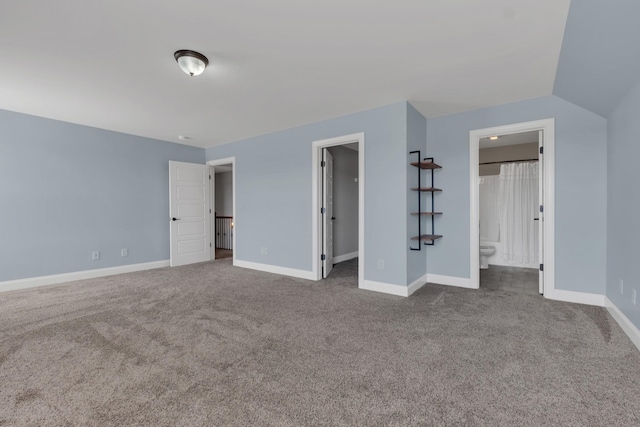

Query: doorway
<box><xmin>478</xmin><ymin>131</ymin><xmax>540</xmax><ymax>295</ymax></box>
<box><xmin>207</xmin><ymin>157</ymin><xmax>236</xmax><ymax>264</ymax></box>
<box><xmin>322</xmin><ymin>143</ymin><xmax>360</xmax><ymax>279</ymax></box>
<box><xmin>469</xmin><ymin>119</ymin><xmax>555</xmax><ymax>296</ymax></box>
<box><xmin>213</xmin><ymin>164</ymin><xmax>233</xmax><ymax>260</ymax></box>
<box><xmin>312</xmin><ymin>133</ymin><xmax>364</xmax><ymax>288</ymax></box>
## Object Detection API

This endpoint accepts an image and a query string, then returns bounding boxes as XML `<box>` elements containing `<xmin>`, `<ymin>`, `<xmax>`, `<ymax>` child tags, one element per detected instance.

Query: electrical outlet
<box><xmin>92</xmin><ymin>251</ymin><xmax>100</xmax><ymax>260</ymax></box>
<box><xmin>620</xmin><ymin>279</ymin><xmax>624</xmax><ymax>294</ymax></box>
<box><xmin>632</xmin><ymin>289</ymin><xmax>637</xmax><ymax>306</ymax></box>
<box><xmin>260</xmin><ymin>247</ymin><xmax>268</xmax><ymax>255</ymax></box>
<box><xmin>121</xmin><ymin>248</ymin><xmax>128</xmax><ymax>257</ymax></box>
<box><xmin>378</xmin><ymin>259</ymin><xmax>384</xmax><ymax>269</ymax></box>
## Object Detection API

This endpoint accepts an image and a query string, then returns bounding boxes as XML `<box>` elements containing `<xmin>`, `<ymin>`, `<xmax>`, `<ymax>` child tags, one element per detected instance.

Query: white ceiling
<box><xmin>0</xmin><ymin>0</ymin><xmax>570</xmax><ymax>148</ymax></box>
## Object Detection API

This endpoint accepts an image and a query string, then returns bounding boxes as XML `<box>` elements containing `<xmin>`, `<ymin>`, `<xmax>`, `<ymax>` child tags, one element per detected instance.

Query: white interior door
<box><xmin>322</xmin><ymin>149</ymin><xmax>334</xmax><ymax>278</ymax></box>
<box><xmin>538</xmin><ymin>131</ymin><xmax>544</xmax><ymax>294</ymax></box>
<box><xmin>170</xmin><ymin>161</ymin><xmax>211</xmax><ymax>267</ymax></box>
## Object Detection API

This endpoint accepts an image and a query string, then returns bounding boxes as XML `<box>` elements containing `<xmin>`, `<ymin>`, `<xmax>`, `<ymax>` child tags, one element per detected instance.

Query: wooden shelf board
<box><xmin>410</xmin><ymin>161</ymin><xmax>442</xmax><ymax>170</ymax></box>
<box><xmin>410</xmin><ymin>187</ymin><xmax>442</xmax><ymax>192</ymax></box>
<box><xmin>410</xmin><ymin>212</ymin><xmax>443</xmax><ymax>216</ymax></box>
<box><xmin>411</xmin><ymin>234</ymin><xmax>443</xmax><ymax>242</ymax></box>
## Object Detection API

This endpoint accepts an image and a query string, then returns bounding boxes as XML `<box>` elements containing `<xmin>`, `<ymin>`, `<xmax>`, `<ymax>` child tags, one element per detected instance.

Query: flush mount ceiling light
<box><xmin>174</xmin><ymin>50</ymin><xmax>209</xmax><ymax>77</ymax></box>
<box><xmin>489</xmin><ymin>136</ymin><xmax>499</xmax><ymax>140</ymax></box>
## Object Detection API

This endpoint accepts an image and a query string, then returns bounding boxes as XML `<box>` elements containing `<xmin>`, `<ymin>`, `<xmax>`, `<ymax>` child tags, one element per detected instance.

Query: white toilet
<box><xmin>479</xmin><ymin>245</ymin><xmax>496</xmax><ymax>269</ymax></box>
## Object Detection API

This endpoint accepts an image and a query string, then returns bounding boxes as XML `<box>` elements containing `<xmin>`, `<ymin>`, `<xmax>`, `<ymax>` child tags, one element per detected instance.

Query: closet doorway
<box><xmin>321</xmin><ymin>144</ymin><xmax>360</xmax><ymax>279</ymax></box>
<box><xmin>311</xmin><ymin>133</ymin><xmax>365</xmax><ymax>289</ymax></box>
<box><xmin>469</xmin><ymin>119</ymin><xmax>555</xmax><ymax>297</ymax></box>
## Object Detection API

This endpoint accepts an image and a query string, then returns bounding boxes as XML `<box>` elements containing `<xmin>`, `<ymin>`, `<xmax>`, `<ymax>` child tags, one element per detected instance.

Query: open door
<box><xmin>538</xmin><ymin>131</ymin><xmax>544</xmax><ymax>294</ymax></box>
<box><xmin>169</xmin><ymin>161</ymin><xmax>211</xmax><ymax>267</ymax></box>
<box><xmin>322</xmin><ymin>149</ymin><xmax>334</xmax><ymax>278</ymax></box>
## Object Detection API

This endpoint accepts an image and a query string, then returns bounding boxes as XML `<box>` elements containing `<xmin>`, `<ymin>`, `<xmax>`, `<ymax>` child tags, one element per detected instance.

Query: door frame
<box><xmin>207</xmin><ymin>157</ymin><xmax>236</xmax><ymax>266</ymax></box>
<box><xmin>469</xmin><ymin>119</ymin><xmax>555</xmax><ymax>297</ymax></box>
<box><xmin>312</xmin><ymin>132</ymin><xmax>364</xmax><ymax>288</ymax></box>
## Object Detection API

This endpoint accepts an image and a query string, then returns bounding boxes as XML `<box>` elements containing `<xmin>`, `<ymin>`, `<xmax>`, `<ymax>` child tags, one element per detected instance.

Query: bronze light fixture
<box><xmin>174</xmin><ymin>50</ymin><xmax>209</xmax><ymax>77</ymax></box>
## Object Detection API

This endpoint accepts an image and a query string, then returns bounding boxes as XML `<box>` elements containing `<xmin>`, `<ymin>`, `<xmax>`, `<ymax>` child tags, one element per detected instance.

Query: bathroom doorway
<box><xmin>469</xmin><ymin>119</ymin><xmax>555</xmax><ymax>297</ymax></box>
<box><xmin>478</xmin><ymin>131</ymin><xmax>539</xmax><ymax>295</ymax></box>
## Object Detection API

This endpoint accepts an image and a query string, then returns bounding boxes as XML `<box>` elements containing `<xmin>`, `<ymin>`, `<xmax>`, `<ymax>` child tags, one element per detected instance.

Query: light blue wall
<box><xmin>206</xmin><ymin>102</ymin><xmax>411</xmax><ymax>286</ymax></box>
<box><xmin>554</xmin><ymin>0</ymin><xmax>640</xmax><ymax>117</ymax></box>
<box><xmin>406</xmin><ymin>103</ymin><xmax>428</xmax><ymax>284</ymax></box>
<box><xmin>0</xmin><ymin>109</ymin><xmax>204</xmax><ymax>282</ymax></box>
<box><xmin>607</xmin><ymin>78</ymin><xmax>640</xmax><ymax>329</ymax></box>
<box><xmin>427</xmin><ymin>95</ymin><xmax>608</xmax><ymax>294</ymax></box>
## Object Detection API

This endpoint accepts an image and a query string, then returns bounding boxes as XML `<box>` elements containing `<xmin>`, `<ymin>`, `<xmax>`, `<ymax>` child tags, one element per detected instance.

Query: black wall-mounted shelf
<box><xmin>410</xmin><ymin>151</ymin><xmax>442</xmax><ymax>250</ymax></box>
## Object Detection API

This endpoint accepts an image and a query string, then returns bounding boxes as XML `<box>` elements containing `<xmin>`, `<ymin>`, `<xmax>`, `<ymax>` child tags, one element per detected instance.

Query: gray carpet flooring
<box><xmin>1</xmin><ymin>258</ymin><xmax>639</xmax><ymax>426</ymax></box>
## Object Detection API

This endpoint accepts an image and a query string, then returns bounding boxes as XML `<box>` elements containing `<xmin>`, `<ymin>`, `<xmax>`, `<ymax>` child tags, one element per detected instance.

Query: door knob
<box><xmin>172</xmin><ymin>217</ymin><xmax>180</xmax><ymax>221</ymax></box>
<box><xmin>331</xmin><ymin>216</ymin><xmax>336</xmax><ymax>220</ymax></box>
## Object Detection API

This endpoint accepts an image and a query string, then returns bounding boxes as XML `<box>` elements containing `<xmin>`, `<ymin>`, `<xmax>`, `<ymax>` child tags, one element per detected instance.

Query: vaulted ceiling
<box><xmin>0</xmin><ymin>1</ymin><xmax>638</xmax><ymax>148</ymax></box>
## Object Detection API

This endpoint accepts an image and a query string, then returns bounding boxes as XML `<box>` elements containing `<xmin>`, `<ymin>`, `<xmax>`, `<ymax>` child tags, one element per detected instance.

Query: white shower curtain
<box><xmin>498</xmin><ymin>162</ymin><xmax>538</xmax><ymax>264</ymax></box>
<box><xmin>479</xmin><ymin>176</ymin><xmax>500</xmax><ymax>242</ymax></box>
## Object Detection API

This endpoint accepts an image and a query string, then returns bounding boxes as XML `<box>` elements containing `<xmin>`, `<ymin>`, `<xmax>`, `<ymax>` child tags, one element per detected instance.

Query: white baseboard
<box><xmin>407</xmin><ymin>274</ymin><xmax>428</xmax><ymax>296</ymax></box>
<box><xmin>333</xmin><ymin>251</ymin><xmax>358</xmax><ymax>264</ymax></box>
<box><xmin>426</xmin><ymin>273</ymin><xmax>474</xmax><ymax>289</ymax></box>
<box><xmin>547</xmin><ymin>289</ymin><xmax>605</xmax><ymax>307</ymax></box>
<box><xmin>369</xmin><ymin>273</ymin><xmax>474</xmax><ymax>297</ymax></box>
<box><xmin>605</xmin><ymin>297</ymin><xmax>640</xmax><ymax>352</ymax></box>
<box><xmin>234</xmin><ymin>259</ymin><xmax>315</xmax><ymax>280</ymax></box>
<box><xmin>361</xmin><ymin>279</ymin><xmax>410</xmax><ymax>297</ymax></box>
<box><xmin>0</xmin><ymin>260</ymin><xmax>170</xmax><ymax>293</ymax></box>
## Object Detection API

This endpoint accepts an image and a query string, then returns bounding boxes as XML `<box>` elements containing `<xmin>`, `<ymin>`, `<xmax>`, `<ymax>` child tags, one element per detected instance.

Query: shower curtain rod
<box><xmin>479</xmin><ymin>158</ymin><xmax>538</xmax><ymax>166</ymax></box>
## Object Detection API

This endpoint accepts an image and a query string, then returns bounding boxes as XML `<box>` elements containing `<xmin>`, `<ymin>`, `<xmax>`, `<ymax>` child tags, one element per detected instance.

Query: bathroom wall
<box><xmin>479</xmin><ymin>142</ymin><xmax>539</xmax><ymax>176</ymax></box>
